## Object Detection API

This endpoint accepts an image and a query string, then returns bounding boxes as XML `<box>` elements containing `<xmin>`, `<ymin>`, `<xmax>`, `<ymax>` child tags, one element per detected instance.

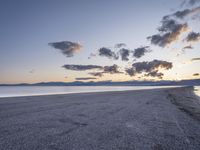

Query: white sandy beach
<box><xmin>0</xmin><ymin>87</ymin><xmax>200</xmax><ymax>150</ymax></box>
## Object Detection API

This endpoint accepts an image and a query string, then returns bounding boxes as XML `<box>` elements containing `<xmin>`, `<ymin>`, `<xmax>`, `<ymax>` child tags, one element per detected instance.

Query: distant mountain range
<box><xmin>0</xmin><ymin>79</ymin><xmax>200</xmax><ymax>86</ymax></box>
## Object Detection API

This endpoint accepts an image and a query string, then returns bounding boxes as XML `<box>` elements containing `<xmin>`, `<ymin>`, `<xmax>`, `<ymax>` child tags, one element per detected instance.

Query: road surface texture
<box><xmin>0</xmin><ymin>87</ymin><xmax>200</xmax><ymax>150</ymax></box>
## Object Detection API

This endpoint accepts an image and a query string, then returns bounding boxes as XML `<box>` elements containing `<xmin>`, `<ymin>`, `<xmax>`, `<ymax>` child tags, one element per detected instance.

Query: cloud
<box><xmin>180</xmin><ymin>0</ymin><xmax>200</xmax><ymax>8</ymax></box>
<box><xmin>103</xmin><ymin>64</ymin><xmax>122</xmax><ymax>74</ymax></box>
<box><xmin>125</xmin><ymin>68</ymin><xmax>136</xmax><ymax>76</ymax></box>
<box><xmin>115</xmin><ymin>43</ymin><xmax>127</xmax><ymax>48</ymax></box>
<box><xmin>188</xmin><ymin>0</ymin><xmax>200</xmax><ymax>6</ymax></box>
<box><xmin>158</xmin><ymin>19</ymin><xmax>179</xmax><ymax>32</ymax></box>
<box><xmin>88</xmin><ymin>64</ymin><xmax>123</xmax><ymax>77</ymax></box>
<box><xmin>147</xmin><ymin>19</ymin><xmax>188</xmax><ymax>47</ymax></box>
<box><xmin>173</xmin><ymin>9</ymin><xmax>191</xmax><ymax>19</ymax></box>
<box><xmin>133</xmin><ymin>46</ymin><xmax>151</xmax><ymax>58</ymax></box>
<box><xmin>186</xmin><ymin>31</ymin><xmax>200</xmax><ymax>42</ymax></box>
<box><xmin>119</xmin><ymin>48</ymin><xmax>132</xmax><ymax>61</ymax></box>
<box><xmin>182</xmin><ymin>45</ymin><xmax>193</xmax><ymax>50</ymax></box>
<box><xmin>98</xmin><ymin>47</ymin><xmax>118</xmax><ymax>60</ymax></box>
<box><xmin>193</xmin><ymin>73</ymin><xmax>199</xmax><ymax>76</ymax></box>
<box><xmin>126</xmin><ymin>59</ymin><xmax>173</xmax><ymax>78</ymax></box>
<box><xmin>145</xmin><ymin>71</ymin><xmax>164</xmax><ymax>79</ymax></box>
<box><xmin>62</xmin><ymin>64</ymin><xmax>103</xmax><ymax>71</ymax></box>
<box><xmin>75</xmin><ymin>77</ymin><xmax>97</xmax><ymax>80</ymax></box>
<box><xmin>164</xmin><ymin>4</ymin><xmax>200</xmax><ymax>20</ymax></box>
<box><xmin>191</xmin><ymin>57</ymin><xmax>200</xmax><ymax>61</ymax></box>
<box><xmin>89</xmin><ymin>64</ymin><xmax>122</xmax><ymax>77</ymax></box>
<box><xmin>63</xmin><ymin>64</ymin><xmax>122</xmax><ymax>77</ymax></box>
<box><xmin>48</xmin><ymin>41</ymin><xmax>82</xmax><ymax>57</ymax></box>
<box><xmin>118</xmin><ymin>46</ymin><xmax>151</xmax><ymax>61</ymax></box>
<box><xmin>88</xmin><ymin>72</ymin><xmax>104</xmax><ymax>77</ymax></box>
<box><xmin>133</xmin><ymin>60</ymin><xmax>172</xmax><ymax>72</ymax></box>
<box><xmin>173</xmin><ymin>6</ymin><xmax>200</xmax><ymax>19</ymax></box>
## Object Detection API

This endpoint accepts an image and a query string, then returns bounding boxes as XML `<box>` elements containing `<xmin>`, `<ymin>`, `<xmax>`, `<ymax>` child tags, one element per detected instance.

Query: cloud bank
<box><xmin>126</xmin><ymin>59</ymin><xmax>173</xmax><ymax>78</ymax></box>
<box><xmin>89</xmin><ymin>64</ymin><xmax>122</xmax><ymax>77</ymax></box>
<box><xmin>103</xmin><ymin>64</ymin><xmax>122</xmax><ymax>74</ymax></box>
<box><xmin>63</xmin><ymin>64</ymin><xmax>122</xmax><ymax>78</ymax></box>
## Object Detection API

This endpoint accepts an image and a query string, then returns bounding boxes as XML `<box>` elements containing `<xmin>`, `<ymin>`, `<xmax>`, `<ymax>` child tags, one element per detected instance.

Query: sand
<box><xmin>0</xmin><ymin>86</ymin><xmax>200</xmax><ymax>150</ymax></box>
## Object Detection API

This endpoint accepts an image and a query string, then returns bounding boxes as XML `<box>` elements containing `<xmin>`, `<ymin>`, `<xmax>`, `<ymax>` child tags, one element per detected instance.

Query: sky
<box><xmin>0</xmin><ymin>0</ymin><xmax>200</xmax><ymax>84</ymax></box>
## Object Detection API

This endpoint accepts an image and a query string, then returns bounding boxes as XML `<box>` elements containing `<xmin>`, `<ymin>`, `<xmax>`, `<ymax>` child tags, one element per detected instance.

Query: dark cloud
<box><xmin>133</xmin><ymin>46</ymin><xmax>151</xmax><ymax>58</ymax></box>
<box><xmin>115</xmin><ymin>43</ymin><xmax>127</xmax><ymax>48</ymax></box>
<box><xmin>145</xmin><ymin>71</ymin><xmax>164</xmax><ymax>79</ymax></box>
<box><xmin>193</xmin><ymin>73</ymin><xmax>200</xmax><ymax>76</ymax></box>
<box><xmin>173</xmin><ymin>9</ymin><xmax>191</xmax><ymax>19</ymax></box>
<box><xmin>62</xmin><ymin>64</ymin><xmax>103</xmax><ymax>71</ymax></box>
<box><xmin>49</xmin><ymin>41</ymin><xmax>82</xmax><ymax>57</ymax></box>
<box><xmin>164</xmin><ymin>5</ymin><xmax>200</xmax><ymax>20</ymax></box>
<box><xmin>63</xmin><ymin>64</ymin><xmax>122</xmax><ymax>77</ymax></box>
<box><xmin>191</xmin><ymin>57</ymin><xmax>200</xmax><ymax>61</ymax></box>
<box><xmin>132</xmin><ymin>60</ymin><xmax>172</xmax><ymax>73</ymax></box>
<box><xmin>103</xmin><ymin>64</ymin><xmax>122</xmax><ymax>74</ymax></box>
<box><xmin>89</xmin><ymin>72</ymin><xmax>104</xmax><ymax>77</ymax></box>
<box><xmin>173</xmin><ymin>6</ymin><xmax>200</xmax><ymax>19</ymax></box>
<box><xmin>75</xmin><ymin>77</ymin><xmax>97</xmax><ymax>80</ymax></box>
<box><xmin>125</xmin><ymin>68</ymin><xmax>136</xmax><ymax>76</ymax></box>
<box><xmin>158</xmin><ymin>19</ymin><xmax>178</xmax><ymax>32</ymax></box>
<box><xmin>186</xmin><ymin>31</ymin><xmax>200</xmax><ymax>42</ymax></box>
<box><xmin>126</xmin><ymin>59</ymin><xmax>173</xmax><ymax>78</ymax></box>
<box><xmin>148</xmin><ymin>19</ymin><xmax>188</xmax><ymax>47</ymax></box>
<box><xmin>119</xmin><ymin>48</ymin><xmax>132</xmax><ymax>61</ymax></box>
<box><xmin>89</xmin><ymin>64</ymin><xmax>122</xmax><ymax>77</ymax></box>
<box><xmin>182</xmin><ymin>45</ymin><xmax>193</xmax><ymax>50</ymax></box>
<box><xmin>98</xmin><ymin>47</ymin><xmax>118</xmax><ymax>60</ymax></box>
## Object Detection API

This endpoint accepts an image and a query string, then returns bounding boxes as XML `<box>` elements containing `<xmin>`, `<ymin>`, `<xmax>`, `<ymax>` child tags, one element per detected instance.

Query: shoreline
<box><xmin>0</xmin><ymin>85</ymin><xmax>183</xmax><ymax>98</ymax></box>
<box><xmin>0</xmin><ymin>87</ymin><xmax>200</xmax><ymax>149</ymax></box>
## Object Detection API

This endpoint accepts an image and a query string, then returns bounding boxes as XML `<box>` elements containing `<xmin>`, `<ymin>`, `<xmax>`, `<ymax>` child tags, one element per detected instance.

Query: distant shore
<box><xmin>0</xmin><ymin>87</ymin><xmax>200</xmax><ymax>150</ymax></box>
<box><xmin>0</xmin><ymin>78</ymin><xmax>200</xmax><ymax>87</ymax></box>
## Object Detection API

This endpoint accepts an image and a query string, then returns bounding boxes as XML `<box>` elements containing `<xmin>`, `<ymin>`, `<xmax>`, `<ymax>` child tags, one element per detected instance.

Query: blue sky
<box><xmin>0</xmin><ymin>0</ymin><xmax>200</xmax><ymax>83</ymax></box>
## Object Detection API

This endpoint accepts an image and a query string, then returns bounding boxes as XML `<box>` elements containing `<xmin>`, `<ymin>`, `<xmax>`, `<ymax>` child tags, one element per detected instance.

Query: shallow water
<box><xmin>194</xmin><ymin>86</ymin><xmax>200</xmax><ymax>97</ymax></box>
<box><xmin>0</xmin><ymin>86</ymin><xmax>180</xmax><ymax>98</ymax></box>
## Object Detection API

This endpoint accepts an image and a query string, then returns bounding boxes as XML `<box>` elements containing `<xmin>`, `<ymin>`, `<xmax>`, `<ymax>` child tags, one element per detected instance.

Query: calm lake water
<box><xmin>0</xmin><ymin>86</ymin><xmax>184</xmax><ymax>98</ymax></box>
<box><xmin>0</xmin><ymin>86</ymin><xmax>199</xmax><ymax>98</ymax></box>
